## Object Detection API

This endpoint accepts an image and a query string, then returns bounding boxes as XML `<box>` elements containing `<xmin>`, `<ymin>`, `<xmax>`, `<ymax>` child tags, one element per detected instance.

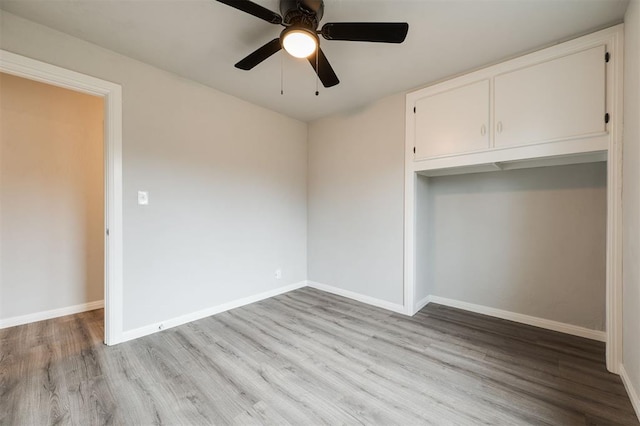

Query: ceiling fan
<box><xmin>216</xmin><ymin>0</ymin><xmax>409</xmax><ymax>88</ymax></box>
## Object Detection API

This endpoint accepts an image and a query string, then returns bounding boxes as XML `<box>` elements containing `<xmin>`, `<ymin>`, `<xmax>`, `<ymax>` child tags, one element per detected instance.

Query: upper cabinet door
<box><xmin>494</xmin><ymin>45</ymin><xmax>606</xmax><ymax>148</ymax></box>
<box><xmin>414</xmin><ymin>79</ymin><xmax>490</xmax><ymax>160</ymax></box>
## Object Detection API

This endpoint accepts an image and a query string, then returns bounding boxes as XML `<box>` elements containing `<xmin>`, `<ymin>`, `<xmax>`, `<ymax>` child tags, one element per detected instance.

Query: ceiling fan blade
<box><xmin>308</xmin><ymin>47</ymin><xmax>339</xmax><ymax>88</ymax></box>
<box><xmin>235</xmin><ymin>38</ymin><xmax>282</xmax><ymax>70</ymax></box>
<box><xmin>321</xmin><ymin>22</ymin><xmax>409</xmax><ymax>43</ymax></box>
<box><xmin>215</xmin><ymin>0</ymin><xmax>282</xmax><ymax>25</ymax></box>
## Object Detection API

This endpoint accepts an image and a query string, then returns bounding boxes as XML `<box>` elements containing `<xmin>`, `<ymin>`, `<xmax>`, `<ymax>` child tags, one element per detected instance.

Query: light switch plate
<box><xmin>138</xmin><ymin>191</ymin><xmax>149</xmax><ymax>205</ymax></box>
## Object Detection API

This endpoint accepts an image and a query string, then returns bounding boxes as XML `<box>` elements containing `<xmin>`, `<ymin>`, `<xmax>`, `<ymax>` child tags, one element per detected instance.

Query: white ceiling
<box><xmin>0</xmin><ymin>0</ymin><xmax>629</xmax><ymax>122</ymax></box>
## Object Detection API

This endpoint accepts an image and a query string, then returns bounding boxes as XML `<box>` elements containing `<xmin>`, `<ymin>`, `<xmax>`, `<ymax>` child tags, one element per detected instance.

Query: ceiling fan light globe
<box><xmin>283</xmin><ymin>30</ymin><xmax>317</xmax><ymax>58</ymax></box>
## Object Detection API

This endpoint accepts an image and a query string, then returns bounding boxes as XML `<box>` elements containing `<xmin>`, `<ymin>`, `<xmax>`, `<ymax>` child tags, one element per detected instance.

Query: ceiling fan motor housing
<box><xmin>280</xmin><ymin>0</ymin><xmax>324</xmax><ymax>29</ymax></box>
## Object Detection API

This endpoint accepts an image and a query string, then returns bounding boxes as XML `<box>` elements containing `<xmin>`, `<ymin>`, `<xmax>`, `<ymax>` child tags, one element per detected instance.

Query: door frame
<box><xmin>1</xmin><ymin>49</ymin><xmax>124</xmax><ymax>345</ymax></box>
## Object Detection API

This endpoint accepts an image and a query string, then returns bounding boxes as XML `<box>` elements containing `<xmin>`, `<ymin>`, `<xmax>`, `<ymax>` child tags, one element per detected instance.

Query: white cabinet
<box><xmin>414</xmin><ymin>80</ymin><xmax>490</xmax><ymax>160</ymax></box>
<box><xmin>494</xmin><ymin>46</ymin><xmax>606</xmax><ymax>148</ymax></box>
<box><xmin>407</xmin><ymin>35</ymin><xmax>610</xmax><ymax>169</ymax></box>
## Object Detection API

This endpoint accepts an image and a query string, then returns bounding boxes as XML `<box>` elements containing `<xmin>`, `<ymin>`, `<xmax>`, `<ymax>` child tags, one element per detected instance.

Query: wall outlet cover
<box><xmin>138</xmin><ymin>191</ymin><xmax>149</xmax><ymax>205</ymax></box>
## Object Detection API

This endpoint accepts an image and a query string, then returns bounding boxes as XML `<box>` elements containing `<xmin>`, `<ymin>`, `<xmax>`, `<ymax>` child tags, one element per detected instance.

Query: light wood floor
<box><xmin>1</xmin><ymin>287</ymin><xmax>638</xmax><ymax>425</ymax></box>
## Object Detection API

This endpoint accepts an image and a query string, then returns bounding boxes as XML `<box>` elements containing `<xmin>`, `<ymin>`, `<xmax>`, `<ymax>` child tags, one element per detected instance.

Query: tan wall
<box><xmin>0</xmin><ymin>72</ymin><xmax>104</xmax><ymax>320</ymax></box>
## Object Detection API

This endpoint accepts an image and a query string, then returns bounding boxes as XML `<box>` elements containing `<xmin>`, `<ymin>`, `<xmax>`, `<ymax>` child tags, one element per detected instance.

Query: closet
<box><xmin>403</xmin><ymin>25</ymin><xmax>623</xmax><ymax>372</ymax></box>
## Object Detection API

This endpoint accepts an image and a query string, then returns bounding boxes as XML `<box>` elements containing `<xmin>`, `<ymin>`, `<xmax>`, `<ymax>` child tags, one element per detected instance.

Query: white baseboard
<box><xmin>4</xmin><ymin>286</ymin><xmax>607</xmax><ymax>350</ymax></box>
<box><xmin>0</xmin><ymin>300</ymin><xmax>104</xmax><ymax>329</ymax></box>
<box><xmin>121</xmin><ymin>281</ymin><xmax>307</xmax><ymax>343</ymax></box>
<box><xmin>414</xmin><ymin>295</ymin><xmax>431</xmax><ymax>313</ymax></box>
<box><xmin>424</xmin><ymin>295</ymin><xmax>606</xmax><ymax>342</ymax></box>
<box><xmin>620</xmin><ymin>365</ymin><xmax>640</xmax><ymax>421</ymax></box>
<box><xmin>306</xmin><ymin>281</ymin><xmax>406</xmax><ymax>314</ymax></box>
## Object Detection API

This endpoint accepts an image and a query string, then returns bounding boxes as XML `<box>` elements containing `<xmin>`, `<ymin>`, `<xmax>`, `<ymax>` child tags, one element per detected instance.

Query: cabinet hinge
<box><xmin>605</xmin><ymin>52</ymin><xmax>610</xmax><ymax>63</ymax></box>
<box><xmin>413</xmin><ymin>106</ymin><xmax>416</xmax><ymax>114</ymax></box>
<box><xmin>605</xmin><ymin>113</ymin><xmax>610</xmax><ymax>124</ymax></box>
<box><xmin>413</xmin><ymin>147</ymin><xmax>416</xmax><ymax>154</ymax></box>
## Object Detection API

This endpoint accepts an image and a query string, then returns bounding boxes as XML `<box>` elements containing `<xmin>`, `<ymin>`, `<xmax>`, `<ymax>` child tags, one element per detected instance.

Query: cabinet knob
<box><xmin>497</xmin><ymin>121</ymin><xmax>503</xmax><ymax>134</ymax></box>
<box><xmin>481</xmin><ymin>124</ymin><xmax>487</xmax><ymax>136</ymax></box>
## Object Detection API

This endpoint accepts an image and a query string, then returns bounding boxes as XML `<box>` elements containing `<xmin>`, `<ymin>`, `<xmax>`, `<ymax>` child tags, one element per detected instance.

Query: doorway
<box><xmin>0</xmin><ymin>71</ymin><xmax>105</xmax><ymax>330</ymax></box>
<box><xmin>0</xmin><ymin>50</ymin><xmax>123</xmax><ymax>345</ymax></box>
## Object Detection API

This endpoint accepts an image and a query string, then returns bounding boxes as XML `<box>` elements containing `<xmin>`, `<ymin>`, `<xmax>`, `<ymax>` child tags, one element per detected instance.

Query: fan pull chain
<box><xmin>280</xmin><ymin>51</ymin><xmax>284</xmax><ymax>95</ymax></box>
<box><xmin>315</xmin><ymin>50</ymin><xmax>319</xmax><ymax>96</ymax></box>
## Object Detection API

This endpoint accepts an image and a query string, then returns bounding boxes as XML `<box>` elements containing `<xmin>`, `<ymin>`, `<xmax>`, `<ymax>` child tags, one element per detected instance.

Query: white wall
<box><xmin>307</xmin><ymin>91</ymin><xmax>609</xmax><ymax>330</ymax></box>
<box><xmin>307</xmin><ymin>95</ymin><xmax>405</xmax><ymax>305</ymax></box>
<box><xmin>623</xmin><ymin>0</ymin><xmax>640</xmax><ymax>414</ymax></box>
<box><xmin>0</xmin><ymin>72</ymin><xmax>104</xmax><ymax>320</ymax></box>
<box><xmin>417</xmin><ymin>164</ymin><xmax>607</xmax><ymax>330</ymax></box>
<box><xmin>0</xmin><ymin>11</ymin><xmax>308</xmax><ymax>331</ymax></box>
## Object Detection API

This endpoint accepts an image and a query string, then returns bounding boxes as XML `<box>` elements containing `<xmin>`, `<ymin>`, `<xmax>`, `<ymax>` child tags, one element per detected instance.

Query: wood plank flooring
<box><xmin>1</xmin><ymin>287</ymin><xmax>638</xmax><ymax>425</ymax></box>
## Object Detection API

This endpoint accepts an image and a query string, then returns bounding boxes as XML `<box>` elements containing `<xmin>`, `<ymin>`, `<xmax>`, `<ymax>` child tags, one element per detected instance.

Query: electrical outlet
<box><xmin>275</xmin><ymin>269</ymin><xmax>282</xmax><ymax>279</ymax></box>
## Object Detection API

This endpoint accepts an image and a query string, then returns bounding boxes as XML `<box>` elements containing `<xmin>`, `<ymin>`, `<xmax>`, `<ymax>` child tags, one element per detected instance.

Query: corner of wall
<box><xmin>620</xmin><ymin>365</ymin><xmax>640</xmax><ymax>420</ymax></box>
<box><xmin>622</xmin><ymin>0</ymin><xmax>640</xmax><ymax>421</ymax></box>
